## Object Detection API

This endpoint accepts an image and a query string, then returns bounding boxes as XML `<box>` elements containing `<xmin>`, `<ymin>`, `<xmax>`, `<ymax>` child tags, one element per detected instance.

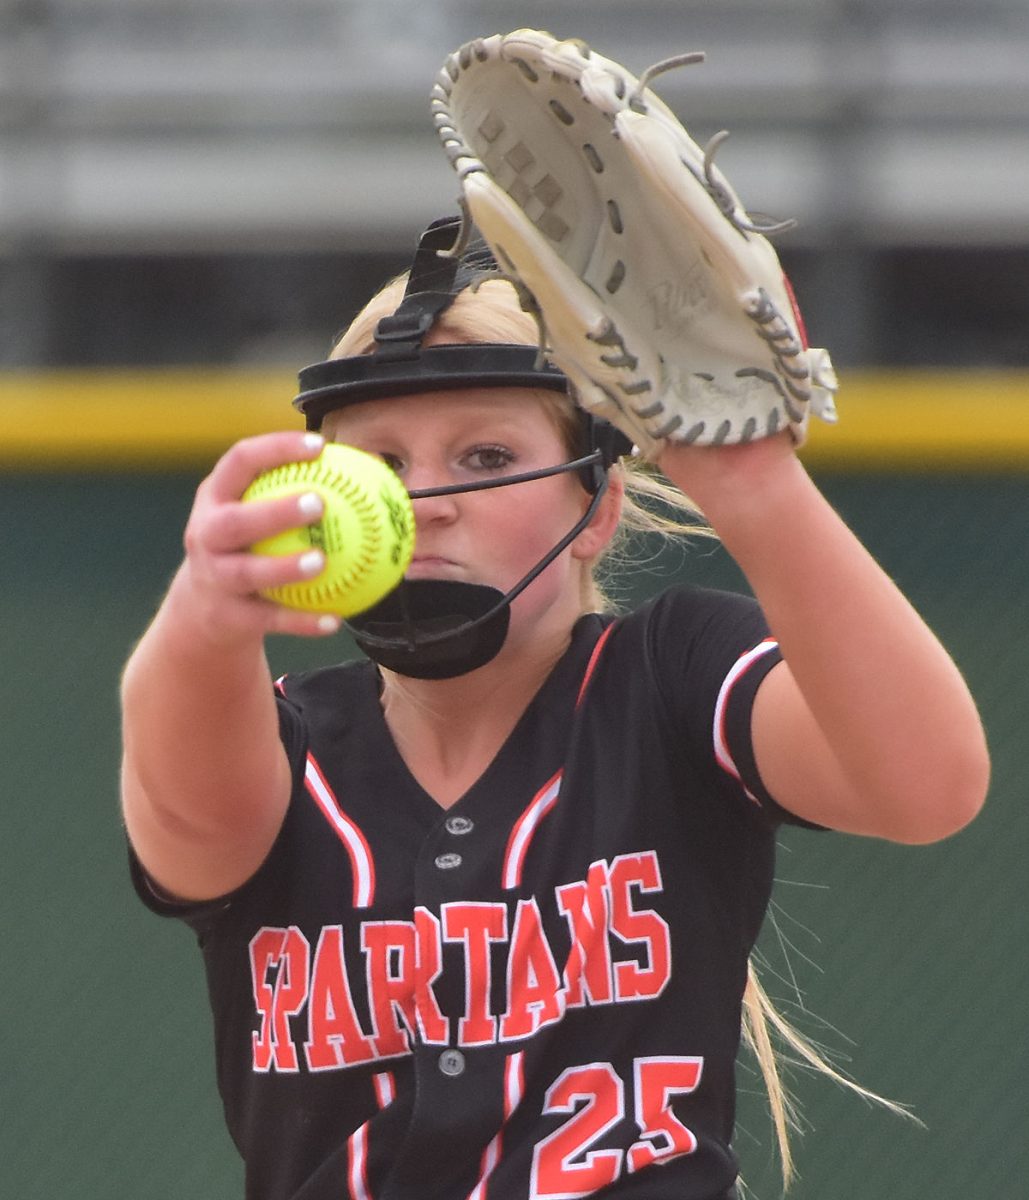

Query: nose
<box><xmin>404</xmin><ymin>465</ymin><xmax>461</xmax><ymax>525</ymax></box>
<box><xmin>410</xmin><ymin>491</ymin><xmax>460</xmax><ymax>527</ymax></box>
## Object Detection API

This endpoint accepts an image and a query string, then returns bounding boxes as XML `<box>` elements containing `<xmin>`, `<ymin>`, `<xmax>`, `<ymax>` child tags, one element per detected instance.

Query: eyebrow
<box><xmin>336</xmin><ymin>408</ymin><xmax>534</xmax><ymax>442</ymax></box>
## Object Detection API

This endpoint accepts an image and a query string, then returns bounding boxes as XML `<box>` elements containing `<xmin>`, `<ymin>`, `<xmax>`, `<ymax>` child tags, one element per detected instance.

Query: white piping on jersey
<box><xmin>372</xmin><ymin>1070</ymin><xmax>397</xmax><ymax>1109</ymax></box>
<box><xmin>347</xmin><ymin>1071</ymin><xmax>395</xmax><ymax>1200</ymax></box>
<box><xmin>712</xmin><ymin>638</ymin><xmax>779</xmax><ymax>804</ymax></box>
<box><xmin>304</xmin><ymin>753</ymin><xmax>376</xmax><ymax>907</ymax></box>
<box><xmin>501</xmin><ymin>623</ymin><xmax>619</xmax><ymax>891</ymax></box>
<box><xmin>466</xmin><ymin>1052</ymin><xmax>526</xmax><ymax>1200</ymax></box>
<box><xmin>502</xmin><ymin>771</ymin><xmax>563</xmax><ymax>890</ymax></box>
<box><xmin>347</xmin><ymin>1121</ymin><xmax>372</xmax><ymax>1200</ymax></box>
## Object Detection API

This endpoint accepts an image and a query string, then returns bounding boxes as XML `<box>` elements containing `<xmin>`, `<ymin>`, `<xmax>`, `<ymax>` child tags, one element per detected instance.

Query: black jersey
<box><xmin>132</xmin><ymin>584</ymin><xmax>807</xmax><ymax>1200</ymax></box>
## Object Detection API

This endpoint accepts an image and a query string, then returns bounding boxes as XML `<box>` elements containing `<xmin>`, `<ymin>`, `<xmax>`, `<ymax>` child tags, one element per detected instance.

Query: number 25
<box><xmin>530</xmin><ymin>1056</ymin><xmax>703</xmax><ymax>1198</ymax></box>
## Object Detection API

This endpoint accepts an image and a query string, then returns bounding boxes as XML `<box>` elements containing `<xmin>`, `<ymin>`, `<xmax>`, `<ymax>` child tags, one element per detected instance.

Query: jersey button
<box><xmin>434</xmin><ymin>852</ymin><xmax>463</xmax><ymax>870</ymax></box>
<box><xmin>438</xmin><ymin>1049</ymin><xmax>466</xmax><ymax>1077</ymax></box>
<box><xmin>445</xmin><ymin>816</ymin><xmax>474</xmax><ymax>836</ymax></box>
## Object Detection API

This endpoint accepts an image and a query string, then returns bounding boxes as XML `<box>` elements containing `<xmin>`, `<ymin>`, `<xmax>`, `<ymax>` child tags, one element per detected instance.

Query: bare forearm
<box><xmin>118</xmin><ymin>431</ymin><xmax>340</xmax><ymax>897</ymax></box>
<box><xmin>717</xmin><ymin>460</ymin><xmax>976</xmax><ymax>766</ymax></box>
<box><xmin>660</xmin><ymin>439</ymin><xmax>989</xmax><ymax>838</ymax></box>
<box><xmin>120</xmin><ymin>564</ymin><xmax>286</xmax><ymax>838</ymax></box>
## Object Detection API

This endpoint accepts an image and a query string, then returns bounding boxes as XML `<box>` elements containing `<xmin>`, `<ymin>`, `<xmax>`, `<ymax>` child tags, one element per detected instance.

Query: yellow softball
<box><xmin>243</xmin><ymin>443</ymin><xmax>415</xmax><ymax>617</ymax></box>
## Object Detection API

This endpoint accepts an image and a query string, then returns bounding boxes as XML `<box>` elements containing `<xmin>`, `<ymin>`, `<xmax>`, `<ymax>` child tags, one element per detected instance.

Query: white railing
<box><xmin>1</xmin><ymin>0</ymin><xmax>1027</xmax><ymax>249</ymax></box>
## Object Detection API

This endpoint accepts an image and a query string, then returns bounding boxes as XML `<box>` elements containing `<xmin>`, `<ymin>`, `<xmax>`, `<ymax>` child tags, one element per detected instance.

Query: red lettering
<box><xmin>249</xmin><ymin>926</ymin><xmax>309</xmax><ymax>1073</ymax></box>
<box><xmin>500</xmin><ymin>899</ymin><xmax>564</xmax><ymax>1040</ymax></box>
<box><xmin>443</xmin><ymin>902</ymin><xmax>507</xmax><ymax>1045</ymax></box>
<box><xmin>531</xmin><ymin>1063</ymin><xmax>624</xmax><ymax>1198</ymax></box>
<box><xmin>246</xmin><ymin>851</ymin><xmax>671</xmax><ymax>1080</ymax></box>
<box><xmin>557</xmin><ymin>862</ymin><xmax>614</xmax><ymax>1007</ymax></box>
<box><xmin>304</xmin><ymin>926</ymin><xmax>375</xmax><ymax>1070</ymax></box>
<box><xmin>413</xmin><ymin>907</ymin><xmax>449</xmax><ymax>1044</ymax></box>
<box><xmin>362</xmin><ymin>921</ymin><xmax>419</xmax><ymax>1058</ymax></box>
<box><xmin>628</xmin><ymin>1057</ymin><xmax>702</xmax><ymax>1170</ymax></box>
<box><xmin>528</xmin><ymin>1054</ymin><xmax>702</xmax><ymax>1195</ymax></box>
<box><xmin>609</xmin><ymin>853</ymin><xmax>671</xmax><ymax>1000</ymax></box>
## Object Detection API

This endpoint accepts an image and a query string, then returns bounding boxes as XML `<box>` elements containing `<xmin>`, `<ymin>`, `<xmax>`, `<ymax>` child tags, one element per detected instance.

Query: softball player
<box><xmin>121</xmin><ymin>221</ymin><xmax>988</xmax><ymax>1200</ymax></box>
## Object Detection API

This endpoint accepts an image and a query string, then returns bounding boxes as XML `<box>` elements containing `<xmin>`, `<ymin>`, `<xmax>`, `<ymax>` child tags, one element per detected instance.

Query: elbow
<box><xmin>889</xmin><ymin>733</ymin><xmax>991</xmax><ymax>845</ymax></box>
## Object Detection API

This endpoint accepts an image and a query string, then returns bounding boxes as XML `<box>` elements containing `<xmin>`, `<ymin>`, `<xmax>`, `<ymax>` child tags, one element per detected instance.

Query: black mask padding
<box><xmin>347</xmin><ymin>581</ymin><xmax>509</xmax><ymax>680</ymax></box>
<box><xmin>295</xmin><ymin>344</ymin><xmax>570</xmax><ymax>430</ymax></box>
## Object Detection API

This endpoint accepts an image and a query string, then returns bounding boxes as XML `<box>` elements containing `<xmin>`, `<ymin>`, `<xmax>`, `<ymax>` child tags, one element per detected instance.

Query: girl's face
<box><xmin>324</xmin><ymin>388</ymin><xmax>616</xmax><ymax>652</ymax></box>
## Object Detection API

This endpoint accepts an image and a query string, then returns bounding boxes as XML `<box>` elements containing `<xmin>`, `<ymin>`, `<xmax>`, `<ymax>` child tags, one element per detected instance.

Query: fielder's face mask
<box><xmin>293</xmin><ymin>215</ymin><xmax>632</xmax><ymax>680</ymax></box>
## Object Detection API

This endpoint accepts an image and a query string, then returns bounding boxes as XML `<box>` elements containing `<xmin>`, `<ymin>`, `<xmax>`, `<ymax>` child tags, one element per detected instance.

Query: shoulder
<box><xmin>273</xmin><ymin>656</ymin><xmax>380</xmax><ymax>763</ymax></box>
<box><xmin>275</xmin><ymin>656</ymin><xmax>380</xmax><ymax>731</ymax></box>
<box><xmin>611</xmin><ymin>582</ymin><xmax>771</xmax><ymax>659</ymax></box>
<box><xmin>275</xmin><ymin>656</ymin><xmax>375</xmax><ymax>705</ymax></box>
<box><xmin>599</xmin><ymin>585</ymin><xmax>785</xmax><ymax>800</ymax></box>
<box><xmin>580</xmin><ymin>584</ymin><xmax>778</xmax><ymax>743</ymax></box>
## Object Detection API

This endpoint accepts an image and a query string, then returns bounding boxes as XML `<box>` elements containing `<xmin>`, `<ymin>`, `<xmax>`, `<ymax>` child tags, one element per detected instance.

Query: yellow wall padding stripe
<box><xmin>802</xmin><ymin>369</ymin><xmax>1029</xmax><ymax>471</ymax></box>
<box><xmin>2</xmin><ymin>367</ymin><xmax>1028</xmax><ymax>471</ymax></box>
<box><xmin>0</xmin><ymin>369</ymin><xmax>296</xmax><ymax>469</ymax></box>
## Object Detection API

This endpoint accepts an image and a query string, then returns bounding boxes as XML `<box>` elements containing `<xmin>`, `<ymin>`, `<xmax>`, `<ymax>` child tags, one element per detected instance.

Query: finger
<box><xmin>263</xmin><ymin>602</ymin><xmax>342</xmax><ymax>640</ymax></box>
<box><xmin>208</xmin><ymin>542</ymin><xmax>329</xmax><ymax>599</ymax></box>
<box><xmin>206</xmin><ymin>430</ymin><xmax>326</xmax><ymax>504</ymax></box>
<box><xmin>202</xmin><ymin>487</ymin><xmax>326</xmax><ymax>557</ymax></box>
<box><xmin>239</xmin><ymin>594</ymin><xmax>343</xmax><ymax>640</ymax></box>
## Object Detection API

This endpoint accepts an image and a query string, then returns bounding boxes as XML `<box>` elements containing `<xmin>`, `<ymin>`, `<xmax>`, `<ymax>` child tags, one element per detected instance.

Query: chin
<box><xmin>404</xmin><ymin>561</ymin><xmax>466</xmax><ymax>582</ymax></box>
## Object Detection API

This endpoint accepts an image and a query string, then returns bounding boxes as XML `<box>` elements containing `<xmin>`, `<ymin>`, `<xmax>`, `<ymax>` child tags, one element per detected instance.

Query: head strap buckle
<box><xmin>370</xmin><ymin>217</ymin><xmax>465</xmax><ymax>360</ymax></box>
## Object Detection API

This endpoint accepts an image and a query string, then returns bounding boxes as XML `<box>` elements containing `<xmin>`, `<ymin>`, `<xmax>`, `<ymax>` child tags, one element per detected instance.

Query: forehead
<box><xmin>325</xmin><ymin>386</ymin><xmax>569</xmax><ymax>441</ymax></box>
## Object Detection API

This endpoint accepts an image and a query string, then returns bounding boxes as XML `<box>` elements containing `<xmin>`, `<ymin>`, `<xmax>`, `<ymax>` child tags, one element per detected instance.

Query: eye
<box><xmin>464</xmin><ymin>444</ymin><xmax>516</xmax><ymax>471</ymax></box>
<box><xmin>378</xmin><ymin>452</ymin><xmax>405</xmax><ymax>475</ymax></box>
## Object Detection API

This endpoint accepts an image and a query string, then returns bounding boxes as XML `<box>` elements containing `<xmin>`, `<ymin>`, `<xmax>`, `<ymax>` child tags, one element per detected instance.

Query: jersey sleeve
<box><xmin>642</xmin><ymin>584</ymin><xmax>817</xmax><ymax>828</ymax></box>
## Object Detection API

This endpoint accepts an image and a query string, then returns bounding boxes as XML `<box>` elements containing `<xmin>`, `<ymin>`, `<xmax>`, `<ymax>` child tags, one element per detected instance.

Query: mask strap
<box><xmin>371</xmin><ymin>216</ymin><xmax>475</xmax><ymax>361</ymax></box>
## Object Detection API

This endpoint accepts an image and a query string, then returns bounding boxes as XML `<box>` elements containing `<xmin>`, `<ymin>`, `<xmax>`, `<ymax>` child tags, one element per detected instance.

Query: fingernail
<box><xmin>298</xmin><ymin>491</ymin><xmax>323</xmax><ymax>518</ymax></box>
<box><xmin>303</xmin><ymin>432</ymin><xmax>325</xmax><ymax>453</ymax></box>
<box><xmin>299</xmin><ymin>550</ymin><xmax>325</xmax><ymax>576</ymax></box>
<box><xmin>317</xmin><ymin>615</ymin><xmax>341</xmax><ymax>634</ymax></box>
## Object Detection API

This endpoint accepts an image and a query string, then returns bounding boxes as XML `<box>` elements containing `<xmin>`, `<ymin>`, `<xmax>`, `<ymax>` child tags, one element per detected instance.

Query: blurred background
<box><xmin>1</xmin><ymin>1</ymin><xmax>1026</xmax><ymax>1197</ymax></box>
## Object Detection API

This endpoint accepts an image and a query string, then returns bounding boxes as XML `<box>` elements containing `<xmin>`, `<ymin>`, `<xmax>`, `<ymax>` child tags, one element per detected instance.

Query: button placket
<box><xmin>438</xmin><ymin>1048</ymin><xmax>466</xmax><ymax>1076</ymax></box>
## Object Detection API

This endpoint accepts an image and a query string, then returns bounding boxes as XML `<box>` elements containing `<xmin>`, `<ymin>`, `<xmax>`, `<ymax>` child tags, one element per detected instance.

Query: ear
<box><xmin>571</xmin><ymin>469</ymin><xmax>624</xmax><ymax>561</ymax></box>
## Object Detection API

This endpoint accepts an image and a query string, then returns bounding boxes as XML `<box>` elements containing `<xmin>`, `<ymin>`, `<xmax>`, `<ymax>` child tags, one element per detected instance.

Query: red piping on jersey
<box><xmin>712</xmin><ymin>638</ymin><xmax>779</xmax><ymax>804</ymax></box>
<box><xmin>576</xmin><ymin>620</ymin><xmax>617</xmax><ymax>707</ymax></box>
<box><xmin>502</xmin><ymin>622</ymin><xmax>619</xmax><ymax>890</ymax></box>
<box><xmin>502</xmin><ymin>770</ymin><xmax>563</xmax><ymax>890</ymax></box>
<box><xmin>466</xmin><ymin>1052</ymin><xmax>525</xmax><ymax>1200</ymax></box>
<box><xmin>304</xmin><ymin>753</ymin><xmax>377</xmax><ymax>907</ymax></box>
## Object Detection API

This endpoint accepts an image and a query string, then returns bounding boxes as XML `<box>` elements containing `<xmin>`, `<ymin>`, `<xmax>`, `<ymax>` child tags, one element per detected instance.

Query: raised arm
<box><xmin>120</xmin><ymin>431</ymin><xmax>340</xmax><ymax>901</ymax></box>
<box><xmin>659</xmin><ymin>434</ymin><xmax>990</xmax><ymax>843</ymax></box>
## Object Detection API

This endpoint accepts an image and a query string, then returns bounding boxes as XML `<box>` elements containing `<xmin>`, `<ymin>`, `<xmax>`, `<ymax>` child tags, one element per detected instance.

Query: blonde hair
<box><xmin>331</xmin><ymin>268</ymin><xmax>912</xmax><ymax>1187</ymax></box>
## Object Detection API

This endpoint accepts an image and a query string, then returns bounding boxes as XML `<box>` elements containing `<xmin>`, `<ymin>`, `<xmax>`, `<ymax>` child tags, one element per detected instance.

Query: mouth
<box><xmin>406</xmin><ymin>556</ymin><xmax>463</xmax><ymax>580</ymax></box>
